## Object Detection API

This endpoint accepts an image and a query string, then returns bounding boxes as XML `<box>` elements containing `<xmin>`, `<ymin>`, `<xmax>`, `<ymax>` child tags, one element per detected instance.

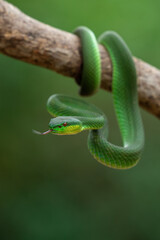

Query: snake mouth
<box><xmin>32</xmin><ymin>129</ymin><xmax>53</xmax><ymax>135</ymax></box>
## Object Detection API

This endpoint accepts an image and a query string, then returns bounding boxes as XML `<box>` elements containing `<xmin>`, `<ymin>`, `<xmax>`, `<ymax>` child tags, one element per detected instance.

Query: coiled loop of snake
<box><xmin>35</xmin><ymin>26</ymin><xmax>144</xmax><ymax>169</ymax></box>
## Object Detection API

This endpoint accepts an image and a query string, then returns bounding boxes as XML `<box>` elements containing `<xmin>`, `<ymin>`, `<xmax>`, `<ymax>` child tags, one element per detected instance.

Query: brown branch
<box><xmin>0</xmin><ymin>1</ymin><xmax>160</xmax><ymax>118</ymax></box>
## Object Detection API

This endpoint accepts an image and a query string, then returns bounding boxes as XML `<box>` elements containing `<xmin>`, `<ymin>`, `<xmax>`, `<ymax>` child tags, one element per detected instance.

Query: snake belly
<box><xmin>46</xmin><ymin>27</ymin><xmax>144</xmax><ymax>169</ymax></box>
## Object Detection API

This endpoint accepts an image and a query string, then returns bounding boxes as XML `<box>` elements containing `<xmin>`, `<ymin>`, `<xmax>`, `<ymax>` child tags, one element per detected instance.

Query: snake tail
<box><xmin>74</xmin><ymin>26</ymin><xmax>101</xmax><ymax>96</ymax></box>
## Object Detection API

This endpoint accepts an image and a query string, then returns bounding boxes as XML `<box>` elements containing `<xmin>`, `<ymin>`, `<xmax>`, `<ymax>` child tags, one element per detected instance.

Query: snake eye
<box><xmin>63</xmin><ymin>122</ymin><xmax>67</xmax><ymax>127</ymax></box>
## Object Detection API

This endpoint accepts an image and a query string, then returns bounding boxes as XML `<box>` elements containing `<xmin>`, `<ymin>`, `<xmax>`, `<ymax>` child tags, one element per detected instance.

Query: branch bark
<box><xmin>0</xmin><ymin>0</ymin><xmax>160</xmax><ymax>118</ymax></box>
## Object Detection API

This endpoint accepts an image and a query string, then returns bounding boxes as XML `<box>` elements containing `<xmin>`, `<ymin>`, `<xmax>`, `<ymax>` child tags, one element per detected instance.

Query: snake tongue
<box><xmin>32</xmin><ymin>129</ymin><xmax>52</xmax><ymax>135</ymax></box>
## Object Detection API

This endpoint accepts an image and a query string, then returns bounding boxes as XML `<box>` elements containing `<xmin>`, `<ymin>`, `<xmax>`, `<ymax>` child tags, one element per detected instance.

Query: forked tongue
<box><xmin>32</xmin><ymin>129</ymin><xmax>52</xmax><ymax>135</ymax></box>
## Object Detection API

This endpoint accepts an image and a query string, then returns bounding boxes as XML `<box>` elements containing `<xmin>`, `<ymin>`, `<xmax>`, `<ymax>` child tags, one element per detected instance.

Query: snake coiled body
<box><xmin>35</xmin><ymin>27</ymin><xmax>144</xmax><ymax>169</ymax></box>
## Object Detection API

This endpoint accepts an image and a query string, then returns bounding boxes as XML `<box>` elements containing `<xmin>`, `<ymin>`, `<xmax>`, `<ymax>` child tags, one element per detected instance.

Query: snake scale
<box><xmin>34</xmin><ymin>26</ymin><xmax>144</xmax><ymax>169</ymax></box>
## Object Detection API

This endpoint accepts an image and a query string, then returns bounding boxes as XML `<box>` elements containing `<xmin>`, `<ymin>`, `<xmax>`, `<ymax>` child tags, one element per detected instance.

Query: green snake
<box><xmin>34</xmin><ymin>26</ymin><xmax>144</xmax><ymax>169</ymax></box>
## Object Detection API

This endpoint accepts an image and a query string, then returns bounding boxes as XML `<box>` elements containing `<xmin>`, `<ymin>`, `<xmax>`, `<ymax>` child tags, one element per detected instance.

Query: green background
<box><xmin>0</xmin><ymin>0</ymin><xmax>160</xmax><ymax>239</ymax></box>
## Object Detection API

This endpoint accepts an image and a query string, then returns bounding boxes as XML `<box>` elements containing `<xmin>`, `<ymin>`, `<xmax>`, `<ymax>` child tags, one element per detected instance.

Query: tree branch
<box><xmin>0</xmin><ymin>0</ymin><xmax>160</xmax><ymax>118</ymax></box>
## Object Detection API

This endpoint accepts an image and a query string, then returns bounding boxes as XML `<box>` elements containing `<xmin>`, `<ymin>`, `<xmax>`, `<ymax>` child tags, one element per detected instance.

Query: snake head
<box><xmin>33</xmin><ymin>117</ymin><xmax>82</xmax><ymax>136</ymax></box>
<box><xmin>48</xmin><ymin>116</ymin><xmax>82</xmax><ymax>135</ymax></box>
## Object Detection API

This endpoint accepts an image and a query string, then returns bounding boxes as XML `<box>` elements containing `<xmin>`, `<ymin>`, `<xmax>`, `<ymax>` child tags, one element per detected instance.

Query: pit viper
<box><xmin>34</xmin><ymin>26</ymin><xmax>144</xmax><ymax>169</ymax></box>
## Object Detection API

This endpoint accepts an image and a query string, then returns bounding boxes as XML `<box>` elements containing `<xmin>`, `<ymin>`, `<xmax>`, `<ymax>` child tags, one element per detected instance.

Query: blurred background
<box><xmin>0</xmin><ymin>0</ymin><xmax>160</xmax><ymax>239</ymax></box>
